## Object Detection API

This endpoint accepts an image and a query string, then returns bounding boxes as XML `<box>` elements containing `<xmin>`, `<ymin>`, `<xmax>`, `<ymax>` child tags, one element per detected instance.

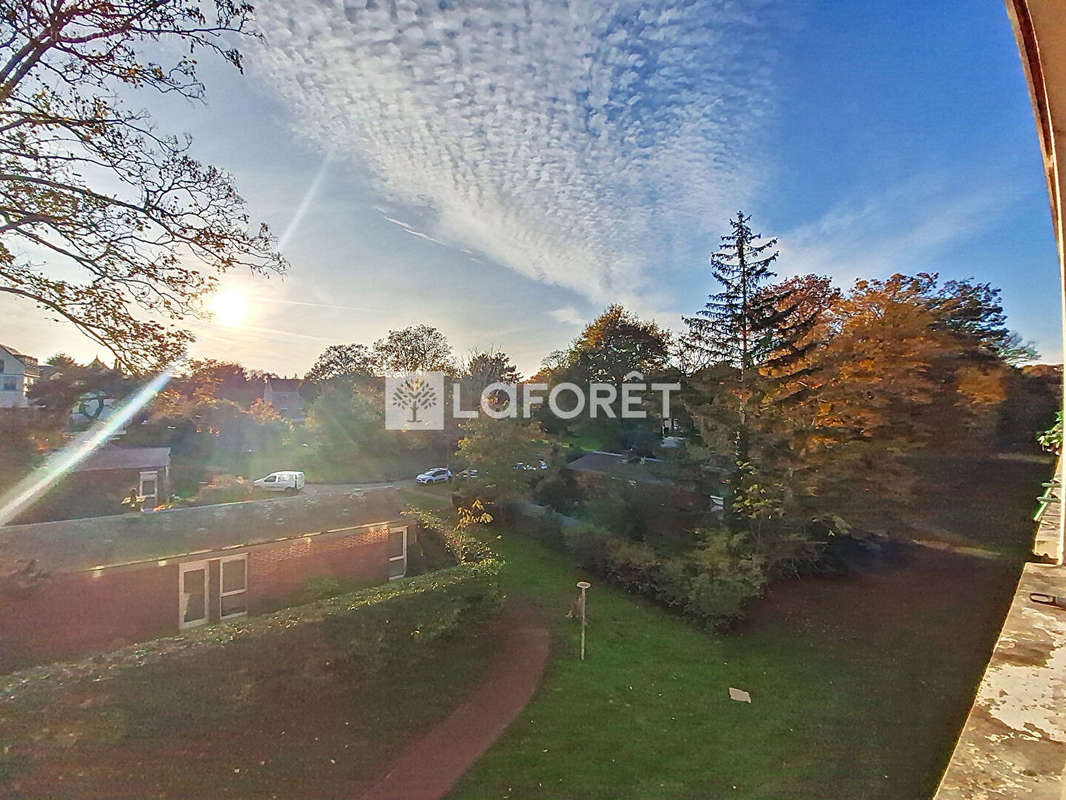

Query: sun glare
<box><xmin>210</xmin><ymin>289</ymin><xmax>249</xmax><ymax>327</ymax></box>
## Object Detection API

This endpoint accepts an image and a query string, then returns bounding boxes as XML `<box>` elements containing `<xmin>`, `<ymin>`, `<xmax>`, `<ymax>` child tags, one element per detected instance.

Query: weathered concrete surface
<box><xmin>934</xmin><ymin>561</ymin><xmax>1066</xmax><ymax>799</ymax></box>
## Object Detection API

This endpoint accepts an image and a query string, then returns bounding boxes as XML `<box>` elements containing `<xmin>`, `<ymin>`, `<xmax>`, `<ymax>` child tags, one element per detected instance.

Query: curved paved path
<box><xmin>358</xmin><ymin>598</ymin><xmax>550</xmax><ymax>800</ymax></box>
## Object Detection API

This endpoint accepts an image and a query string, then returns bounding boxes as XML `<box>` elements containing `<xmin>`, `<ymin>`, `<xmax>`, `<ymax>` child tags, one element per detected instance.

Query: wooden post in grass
<box><xmin>577</xmin><ymin>581</ymin><xmax>591</xmax><ymax>660</ymax></box>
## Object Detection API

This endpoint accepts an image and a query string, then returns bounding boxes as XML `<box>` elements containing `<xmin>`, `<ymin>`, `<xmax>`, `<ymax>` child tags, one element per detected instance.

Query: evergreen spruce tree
<box><xmin>682</xmin><ymin>212</ymin><xmax>822</xmax><ymax>537</ymax></box>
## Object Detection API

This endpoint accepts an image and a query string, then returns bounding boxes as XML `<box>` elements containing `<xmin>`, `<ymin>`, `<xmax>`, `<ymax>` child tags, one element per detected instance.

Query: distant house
<box><xmin>263</xmin><ymin>377</ymin><xmax>305</xmax><ymax>422</ymax></box>
<box><xmin>566</xmin><ymin>449</ymin><xmax>719</xmax><ymax>517</ymax></box>
<box><xmin>567</xmin><ymin>450</ymin><xmax>670</xmax><ymax>483</ymax></box>
<box><xmin>0</xmin><ymin>488</ymin><xmax>412</xmax><ymax>671</ymax></box>
<box><xmin>0</xmin><ymin>344</ymin><xmax>40</xmax><ymax>408</ymax></box>
<box><xmin>17</xmin><ymin>447</ymin><xmax>171</xmax><ymax>523</ymax></box>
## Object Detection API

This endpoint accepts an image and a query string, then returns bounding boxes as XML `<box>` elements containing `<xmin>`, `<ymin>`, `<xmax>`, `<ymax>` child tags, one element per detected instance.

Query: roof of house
<box><xmin>265</xmin><ymin>378</ymin><xmax>302</xmax><ymax>391</ymax></box>
<box><xmin>0</xmin><ymin>344</ymin><xmax>37</xmax><ymax>365</ymax></box>
<box><xmin>73</xmin><ymin>447</ymin><xmax>171</xmax><ymax>473</ymax></box>
<box><xmin>567</xmin><ymin>451</ymin><xmax>675</xmax><ymax>485</ymax></box>
<box><xmin>567</xmin><ymin>451</ymin><xmax>630</xmax><ymax>473</ymax></box>
<box><xmin>1</xmin><ymin>487</ymin><xmax>405</xmax><ymax>572</ymax></box>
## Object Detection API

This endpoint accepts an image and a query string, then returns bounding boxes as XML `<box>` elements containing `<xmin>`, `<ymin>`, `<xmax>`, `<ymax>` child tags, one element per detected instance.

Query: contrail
<box><xmin>278</xmin><ymin>154</ymin><xmax>332</xmax><ymax>252</ymax></box>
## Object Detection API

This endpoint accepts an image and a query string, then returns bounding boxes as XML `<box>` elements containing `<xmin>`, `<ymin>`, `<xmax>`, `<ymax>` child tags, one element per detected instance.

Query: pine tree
<box><xmin>682</xmin><ymin>213</ymin><xmax>823</xmax><ymax>534</ymax></box>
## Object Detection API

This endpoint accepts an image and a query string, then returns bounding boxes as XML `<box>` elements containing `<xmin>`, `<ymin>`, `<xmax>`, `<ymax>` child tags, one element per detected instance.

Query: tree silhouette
<box><xmin>392</xmin><ymin>376</ymin><xmax>438</xmax><ymax>423</ymax></box>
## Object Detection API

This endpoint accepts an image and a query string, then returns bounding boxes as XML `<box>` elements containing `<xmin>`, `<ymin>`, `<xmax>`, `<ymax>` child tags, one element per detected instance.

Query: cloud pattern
<box><xmin>251</xmin><ymin>0</ymin><xmax>779</xmax><ymax>308</ymax></box>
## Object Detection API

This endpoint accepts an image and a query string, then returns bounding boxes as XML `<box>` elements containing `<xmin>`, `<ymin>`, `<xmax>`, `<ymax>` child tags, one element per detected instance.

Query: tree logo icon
<box><xmin>392</xmin><ymin>375</ymin><xmax>438</xmax><ymax>422</ymax></box>
<box><xmin>385</xmin><ymin>372</ymin><xmax>445</xmax><ymax>430</ymax></box>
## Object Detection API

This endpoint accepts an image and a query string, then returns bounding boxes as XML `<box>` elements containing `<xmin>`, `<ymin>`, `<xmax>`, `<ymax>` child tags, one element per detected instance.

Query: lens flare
<box><xmin>0</xmin><ymin>370</ymin><xmax>172</xmax><ymax>525</ymax></box>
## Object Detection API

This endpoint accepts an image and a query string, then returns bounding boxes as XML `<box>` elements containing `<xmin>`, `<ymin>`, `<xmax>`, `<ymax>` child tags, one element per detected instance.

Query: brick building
<box><xmin>0</xmin><ymin>488</ymin><xmax>413</xmax><ymax>671</ymax></box>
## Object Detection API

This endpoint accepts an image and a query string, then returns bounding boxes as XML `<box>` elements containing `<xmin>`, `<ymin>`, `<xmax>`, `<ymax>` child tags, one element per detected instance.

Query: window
<box><xmin>179</xmin><ymin>561</ymin><xmax>209</xmax><ymax>629</ymax></box>
<box><xmin>2</xmin><ymin>377</ymin><xmax>16</xmax><ymax>391</ymax></box>
<box><xmin>264</xmin><ymin>474</ymin><xmax>277</xmax><ymax>483</ymax></box>
<box><xmin>0</xmin><ymin>359</ymin><xmax>5</xmax><ymax>372</ymax></box>
<box><xmin>387</xmin><ymin>527</ymin><xmax>407</xmax><ymax>580</ymax></box>
<box><xmin>219</xmin><ymin>555</ymin><xmax>248</xmax><ymax>619</ymax></box>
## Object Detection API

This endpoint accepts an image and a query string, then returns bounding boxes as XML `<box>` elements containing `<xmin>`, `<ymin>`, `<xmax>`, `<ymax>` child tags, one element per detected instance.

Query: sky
<box><xmin>6</xmin><ymin>0</ymin><xmax>1062</xmax><ymax>377</ymax></box>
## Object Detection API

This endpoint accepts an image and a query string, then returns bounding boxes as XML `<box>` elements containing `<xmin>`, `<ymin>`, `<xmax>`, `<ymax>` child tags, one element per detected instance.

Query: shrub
<box><xmin>533</xmin><ymin>473</ymin><xmax>582</xmax><ymax>514</ymax></box>
<box><xmin>535</xmin><ymin>509</ymin><xmax>567</xmax><ymax>550</ymax></box>
<box><xmin>584</xmin><ymin>479</ymin><xmax>655</xmax><ymax>541</ymax></box>
<box><xmin>404</xmin><ymin>507</ymin><xmax>495</xmax><ymax>564</ymax></box>
<box><xmin>190</xmin><ymin>474</ymin><xmax>255</xmax><ymax>506</ymax></box>
<box><xmin>683</xmin><ymin>530</ymin><xmax>767</xmax><ymax>626</ymax></box>
<box><xmin>321</xmin><ymin>559</ymin><xmax>503</xmax><ymax>671</ymax></box>
<box><xmin>564</xmin><ymin>524</ymin><xmax>613</xmax><ymax>573</ymax></box>
<box><xmin>562</xmin><ymin>523</ymin><xmax>766</xmax><ymax>629</ymax></box>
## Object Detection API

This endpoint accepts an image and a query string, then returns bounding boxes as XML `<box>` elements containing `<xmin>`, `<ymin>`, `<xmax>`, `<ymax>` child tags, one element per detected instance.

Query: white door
<box><xmin>139</xmin><ymin>470</ymin><xmax>158</xmax><ymax>508</ymax></box>
<box><xmin>179</xmin><ymin>561</ymin><xmax>209</xmax><ymax>629</ymax></box>
<box><xmin>387</xmin><ymin>527</ymin><xmax>408</xmax><ymax>580</ymax></box>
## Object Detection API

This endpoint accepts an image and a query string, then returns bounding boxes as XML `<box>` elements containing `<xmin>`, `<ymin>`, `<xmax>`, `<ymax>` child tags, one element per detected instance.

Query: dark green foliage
<box><xmin>321</xmin><ymin>560</ymin><xmax>503</xmax><ymax>671</ymax></box>
<box><xmin>681</xmin><ymin>213</ymin><xmax>823</xmax><ymax>535</ymax></box>
<box><xmin>683</xmin><ymin>212</ymin><xmax>788</xmax><ymax>370</ymax></box>
<box><xmin>1037</xmin><ymin>410</ymin><xmax>1063</xmax><ymax>455</ymax></box>
<box><xmin>583</xmin><ymin>478</ymin><xmax>656</xmax><ymax>541</ymax></box>
<box><xmin>534</xmin><ymin>509</ymin><xmax>567</xmax><ymax>550</ymax></box>
<box><xmin>532</xmin><ymin>471</ymin><xmax>583</xmax><ymax>514</ymax></box>
<box><xmin>404</xmin><ymin>508</ymin><xmax>496</xmax><ymax>564</ymax></box>
<box><xmin>924</xmin><ymin>276</ymin><xmax>1038</xmax><ymax>364</ymax></box>
<box><xmin>563</xmin><ymin>524</ymin><xmax>765</xmax><ymax>628</ymax></box>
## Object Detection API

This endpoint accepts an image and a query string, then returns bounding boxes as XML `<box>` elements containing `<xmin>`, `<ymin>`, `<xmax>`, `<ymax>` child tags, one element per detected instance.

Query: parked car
<box><xmin>253</xmin><ymin>470</ymin><xmax>305</xmax><ymax>493</ymax></box>
<box><xmin>456</xmin><ymin>468</ymin><xmax>480</xmax><ymax>480</ymax></box>
<box><xmin>513</xmin><ymin>460</ymin><xmax>549</xmax><ymax>471</ymax></box>
<box><xmin>416</xmin><ymin>467</ymin><xmax>453</xmax><ymax>484</ymax></box>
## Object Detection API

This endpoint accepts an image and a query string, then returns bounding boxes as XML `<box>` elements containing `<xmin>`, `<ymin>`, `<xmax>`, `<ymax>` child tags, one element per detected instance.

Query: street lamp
<box><xmin>576</xmin><ymin>580</ymin><xmax>591</xmax><ymax>661</ymax></box>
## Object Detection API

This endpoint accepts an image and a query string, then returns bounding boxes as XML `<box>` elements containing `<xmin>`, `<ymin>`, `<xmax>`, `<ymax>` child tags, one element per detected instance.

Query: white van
<box><xmin>253</xmin><ymin>470</ymin><xmax>306</xmax><ymax>493</ymax></box>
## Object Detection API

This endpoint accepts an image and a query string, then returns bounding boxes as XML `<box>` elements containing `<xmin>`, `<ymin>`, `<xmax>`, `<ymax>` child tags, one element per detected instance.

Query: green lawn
<box><xmin>446</xmin><ymin>529</ymin><xmax>1020</xmax><ymax>800</ymax></box>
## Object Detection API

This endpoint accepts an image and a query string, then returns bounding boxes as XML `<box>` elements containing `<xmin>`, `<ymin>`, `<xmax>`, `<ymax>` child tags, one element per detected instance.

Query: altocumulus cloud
<box><xmin>252</xmin><ymin>0</ymin><xmax>781</xmax><ymax>307</ymax></box>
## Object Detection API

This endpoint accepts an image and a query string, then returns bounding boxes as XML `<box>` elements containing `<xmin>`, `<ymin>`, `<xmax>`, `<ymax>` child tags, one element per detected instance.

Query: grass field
<box><xmin>443</xmin><ymin>530</ymin><xmax>1020</xmax><ymax>800</ymax></box>
<box><xmin>430</xmin><ymin>454</ymin><xmax>1049</xmax><ymax>800</ymax></box>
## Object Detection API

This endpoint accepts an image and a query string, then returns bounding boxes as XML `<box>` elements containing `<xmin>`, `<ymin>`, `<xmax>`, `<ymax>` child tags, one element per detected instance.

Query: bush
<box><xmin>535</xmin><ymin>509</ymin><xmax>567</xmax><ymax>550</ymax></box>
<box><xmin>563</xmin><ymin>523</ymin><xmax>765</xmax><ymax>629</ymax></box>
<box><xmin>683</xmin><ymin>530</ymin><xmax>766</xmax><ymax>626</ymax></box>
<box><xmin>321</xmin><ymin>559</ymin><xmax>503</xmax><ymax>671</ymax></box>
<box><xmin>404</xmin><ymin>507</ymin><xmax>495</xmax><ymax>564</ymax></box>
<box><xmin>533</xmin><ymin>473</ymin><xmax>582</xmax><ymax>514</ymax></box>
<box><xmin>189</xmin><ymin>474</ymin><xmax>255</xmax><ymax>506</ymax></box>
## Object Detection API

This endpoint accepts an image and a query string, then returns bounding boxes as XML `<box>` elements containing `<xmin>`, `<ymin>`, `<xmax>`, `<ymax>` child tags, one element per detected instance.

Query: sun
<box><xmin>209</xmin><ymin>289</ymin><xmax>249</xmax><ymax>327</ymax></box>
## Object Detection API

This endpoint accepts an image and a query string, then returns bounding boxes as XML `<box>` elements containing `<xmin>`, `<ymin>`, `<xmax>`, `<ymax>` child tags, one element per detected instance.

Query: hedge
<box><xmin>404</xmin><ymin>507</ymin><xmax>496</xmax><ymax>564</ymax></box>
<box><xmin>321</xmin><ymin>558</ymin><xmax>503</xmax><ymax>670</ymax></box>
<box><xmin>563</xmin><ymin>524</ymin><xmax>765</xmax><ymax>629</ymax></box>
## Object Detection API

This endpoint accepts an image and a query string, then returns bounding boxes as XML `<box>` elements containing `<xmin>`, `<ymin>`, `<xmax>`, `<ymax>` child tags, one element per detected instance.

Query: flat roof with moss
<box><xmin>0</xmin><ymin>488</ymin><xmax>405</xmax><ymax>573</ymax></box>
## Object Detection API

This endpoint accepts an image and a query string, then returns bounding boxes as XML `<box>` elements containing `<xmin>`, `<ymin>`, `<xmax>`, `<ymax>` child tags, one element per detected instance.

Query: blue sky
<box><xmin>8</xmin><ymin>0</ymin><xmax>1061</xmax><ymax>376</ymax></box>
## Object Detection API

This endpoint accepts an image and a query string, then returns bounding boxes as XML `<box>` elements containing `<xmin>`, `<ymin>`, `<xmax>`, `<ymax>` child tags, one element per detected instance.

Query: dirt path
<box><xmin>358</xmin><ymin>598</ymin><xmax>550</xmax><ymax>800</ymax></box>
